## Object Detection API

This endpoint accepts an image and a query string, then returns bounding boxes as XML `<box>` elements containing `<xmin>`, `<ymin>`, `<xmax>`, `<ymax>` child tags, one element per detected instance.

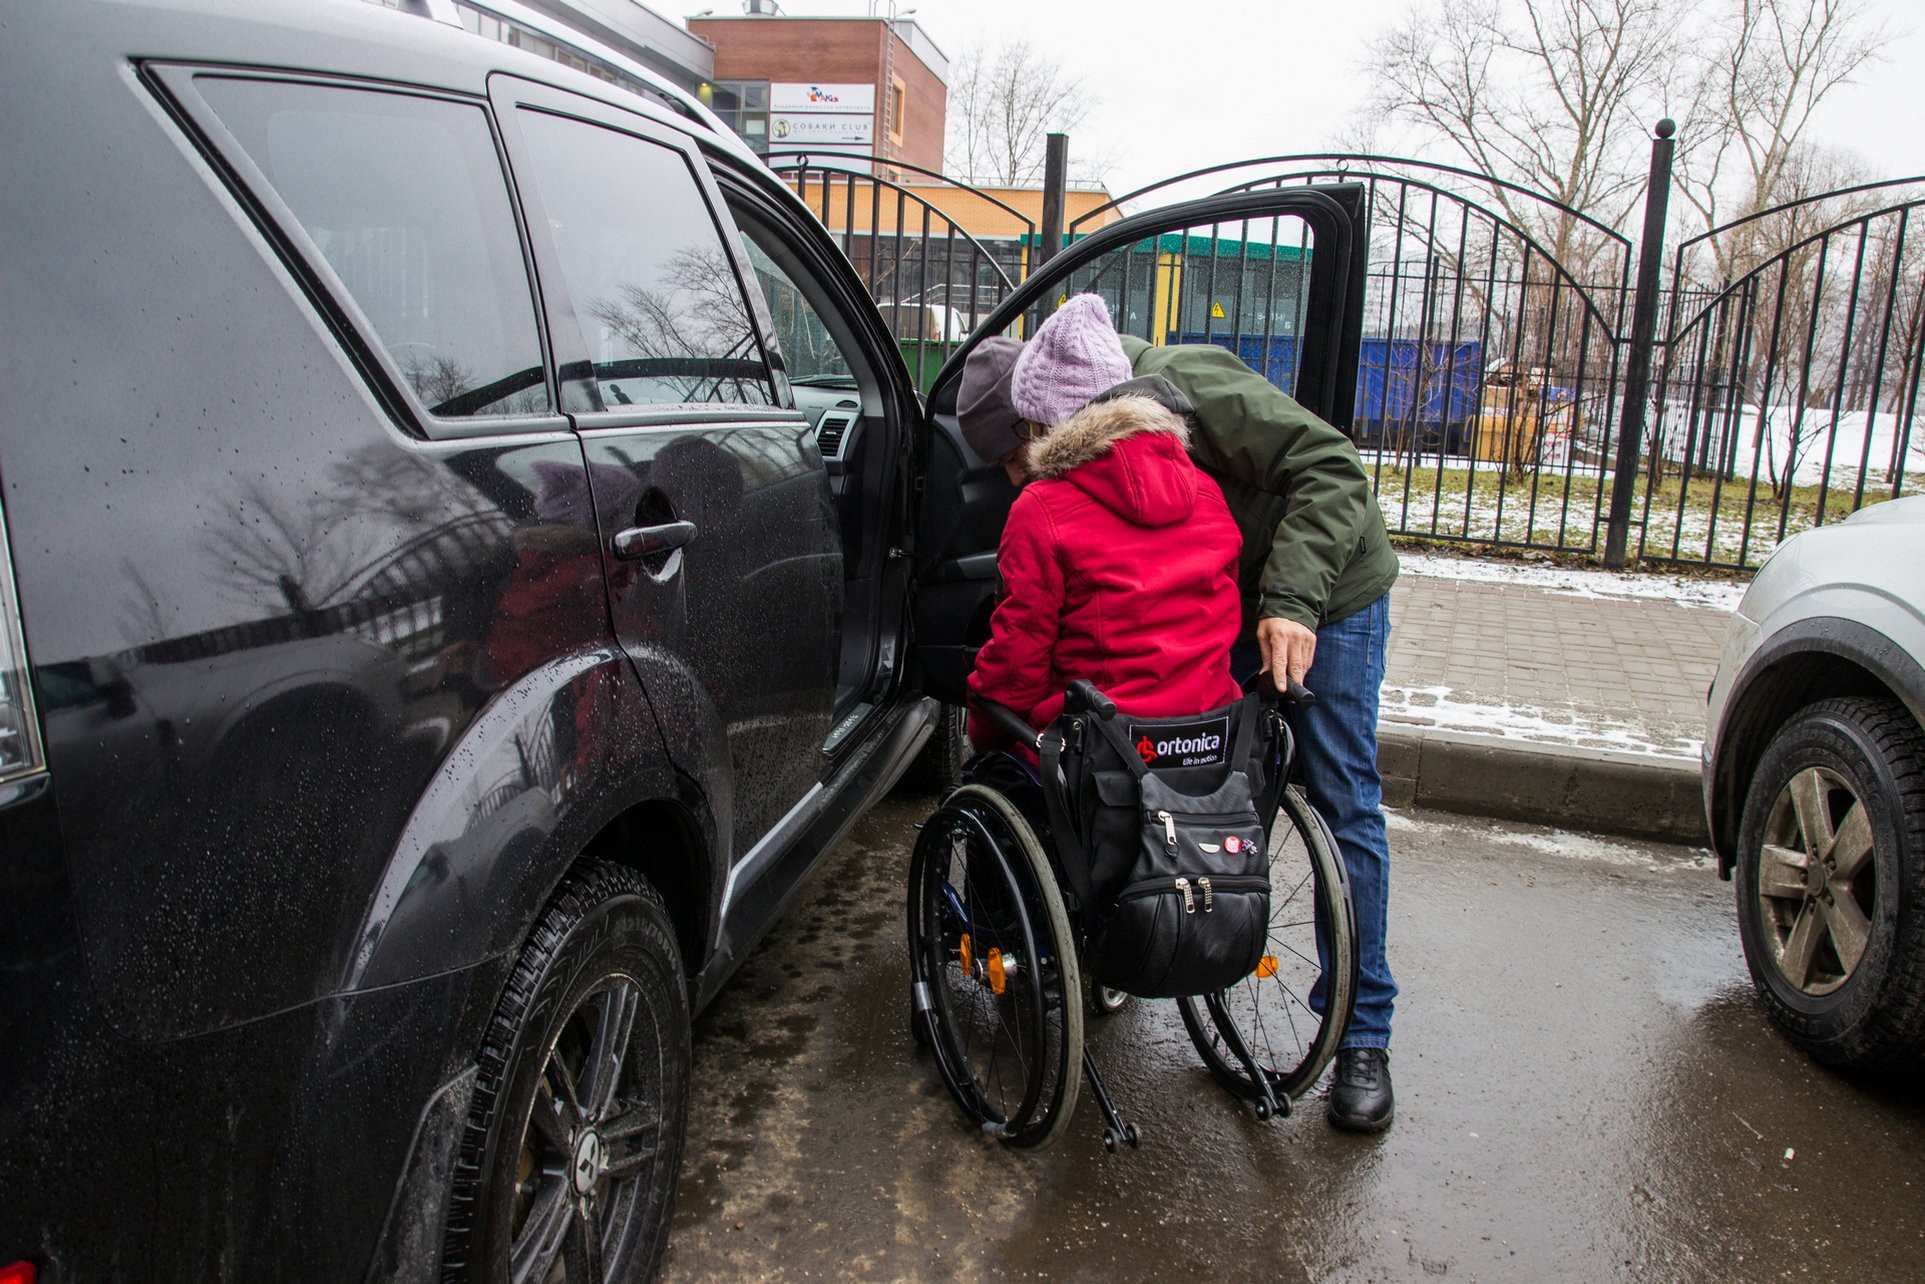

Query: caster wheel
<box><xmin>1102</xmin><ymin>1129</ymin><xmax>1119</xmax><ymax>1153</ymax></box>
<box><xmin>1254</xmin><ymin>1098</ymin><xmax>1272</xmax><ymax>1122</ymax></box>
<box><xmin>1123</xmin><ymin>1123</ymin><xmax>1141</xmax><ymax>1149</ymax></box>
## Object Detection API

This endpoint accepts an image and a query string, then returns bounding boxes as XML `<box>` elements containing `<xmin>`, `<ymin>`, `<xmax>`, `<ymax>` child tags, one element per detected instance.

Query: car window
<box><xmin>513</xmin><ymin>109</ymin><xmax>777</xmax><ymax>409</ymax></box>
<box><xmin>735</xmin><ymin>230</ymin><xmax>854</xmax><ymax>391</ymax></box>
<box><xmin>194</xmin><ymin>77</ymin><xmax>549</xmax><ymax>419</ymax></box>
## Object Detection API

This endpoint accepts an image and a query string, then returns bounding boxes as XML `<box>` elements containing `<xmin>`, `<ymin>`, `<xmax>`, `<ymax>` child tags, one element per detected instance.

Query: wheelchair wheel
<box><xmin>908</xmin><ymin>784</ymin><xmax>1082</xmax><ymax>1148</ymax></box>
<box><xmin>1178</xmin><ymin>785</ymin><xmax>1358</xmax><ymax>1105</ymax></box>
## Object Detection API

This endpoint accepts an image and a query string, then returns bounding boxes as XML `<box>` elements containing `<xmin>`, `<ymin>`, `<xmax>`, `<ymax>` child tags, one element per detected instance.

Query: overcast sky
<box><xmin>744</xmin><ymin>0</ymin><xmax>1925</xmax><ymax>210</ymax></box>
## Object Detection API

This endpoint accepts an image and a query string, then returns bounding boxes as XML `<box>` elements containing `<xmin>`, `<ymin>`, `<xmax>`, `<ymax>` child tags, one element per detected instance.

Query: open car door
<box><xmin>912</xmin><ymin>183</ymin><xmax>1370</xmax><ymax>703</ymax></box>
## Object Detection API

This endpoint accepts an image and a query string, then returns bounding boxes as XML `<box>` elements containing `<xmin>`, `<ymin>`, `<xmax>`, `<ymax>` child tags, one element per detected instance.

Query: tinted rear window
<box><xmin>197</xmin><ymin>77</ymin><xmax>549</xmax><ymax>419</ymax></box>
<box><xmin>514</xmin><ymin>108</ymin><xmax>776</xmax><ymax>409</ymax></box>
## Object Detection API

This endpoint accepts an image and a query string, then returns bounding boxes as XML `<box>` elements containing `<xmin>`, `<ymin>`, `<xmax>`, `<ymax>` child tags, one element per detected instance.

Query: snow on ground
<box><xmin>1397</xmin><ymin>550</ymin><xmax>1749</xmax><ymax>611</ymax></box>
<box><xmin>1651</xmin><ymin>404</ymin><xmax>1925</xmax><ymax>490</ymax></box>
<box><xmin>1381</xmin><ymin>682</ymin><xmax>1704</xmax><ymax>760</ymax></box>
<box><xmin>1384</xmin><ymin>807</ymin><xmax>1715</xmax><ymax>871</ymax></box>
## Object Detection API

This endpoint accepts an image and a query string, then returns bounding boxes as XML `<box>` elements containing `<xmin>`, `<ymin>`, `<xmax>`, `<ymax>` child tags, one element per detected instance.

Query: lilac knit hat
<box><xmin>1009</xmin><ymin>293</ymin><xmax>1134</xmax><ymax>426</ymax></box>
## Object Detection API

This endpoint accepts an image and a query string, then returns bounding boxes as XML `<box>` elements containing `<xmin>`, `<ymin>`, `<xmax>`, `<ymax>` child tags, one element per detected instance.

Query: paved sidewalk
<box><xmin>1374</xmin><ymin>555</ymin><xmax>1741</xmax><ymax>844</ymax></box>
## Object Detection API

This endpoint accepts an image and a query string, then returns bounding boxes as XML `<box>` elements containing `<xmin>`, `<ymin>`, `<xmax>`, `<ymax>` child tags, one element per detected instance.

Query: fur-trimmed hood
<box><xmin>1025</xmin><ymin>394</ymin><xmax>1200</xmax><ymax>528</ymax></box>
<box><xmin>1027</xmin><ymin>395</ymin><xmax>1191</xmax><ymax>477</ymax></box>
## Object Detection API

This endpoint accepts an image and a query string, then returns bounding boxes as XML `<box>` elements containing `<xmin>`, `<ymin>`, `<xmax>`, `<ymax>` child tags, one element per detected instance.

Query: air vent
<box><xmin>816</xmin><ymin>411</ymin><xmax>857</xmax><ymax>461</ymax></box>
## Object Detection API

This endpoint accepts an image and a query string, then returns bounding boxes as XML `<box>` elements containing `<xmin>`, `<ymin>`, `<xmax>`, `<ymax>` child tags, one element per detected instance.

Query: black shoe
<box><xmin>1327</xmin><ymin>1047</ymin><xmax>1394</xmax><ymax>1133</ymax></box>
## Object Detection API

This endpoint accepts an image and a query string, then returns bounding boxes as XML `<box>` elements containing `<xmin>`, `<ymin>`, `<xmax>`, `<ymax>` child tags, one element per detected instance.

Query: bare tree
<box><xmin>944</xmin><ymin>40</ymin><xmax>1095</xmax><ymax>186</ymax></box>
<box><xmin>1366</xmin><ymin>0</ymin><xmax>1672</xmax><ymax>271</ymax></box>
<box><xmin>1675</xmin><ymin>0</ymin><xmax>1888</xmax><ymax>283</ymax></box>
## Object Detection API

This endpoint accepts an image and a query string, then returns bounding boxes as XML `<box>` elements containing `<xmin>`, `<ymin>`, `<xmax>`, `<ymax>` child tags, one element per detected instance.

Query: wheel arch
<box><xmin>342</xmin><ymin>652</ymin><xmax>722</xmax><ymax>994</ymax></box>
<box><xmin>1710</xmin><ymin>618</ymin><xmax>1925</xmax><ymax>874</ymax></box>
<box><xmin>576</xmin><ymin>794</ymin><xmax>713</xmax><ymax>982</ymax></box>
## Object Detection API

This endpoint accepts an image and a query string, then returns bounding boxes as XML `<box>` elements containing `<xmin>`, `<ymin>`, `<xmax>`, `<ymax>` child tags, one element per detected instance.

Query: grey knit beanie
<box><xmin>1009</xmin><ymin>294</ymin><xmax>1134</xmax><ymax>426</ymax></box>
<box><xmin>956</xmin><ymin>336</ymin><xmax>1027</xmax><ymax>462</ymax></box>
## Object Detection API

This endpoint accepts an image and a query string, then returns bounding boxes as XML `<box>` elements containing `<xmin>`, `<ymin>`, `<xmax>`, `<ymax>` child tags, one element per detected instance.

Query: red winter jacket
<box><xmin>966</xmin><ymin>394</ymin><xmax>1244</xmax><ymax>748</ymax></box>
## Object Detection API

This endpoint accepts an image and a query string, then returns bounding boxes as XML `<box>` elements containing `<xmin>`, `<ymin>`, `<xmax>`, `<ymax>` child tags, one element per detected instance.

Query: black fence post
<box><xmin>1605</xmin><ymin>118</ymin><xmax>1676</xmax><ymax>569</ymax></box>
<box><xmin>1039</xmin><ymin>132</ymin><xmax>1068</xmax><ymax>280</ymax></box>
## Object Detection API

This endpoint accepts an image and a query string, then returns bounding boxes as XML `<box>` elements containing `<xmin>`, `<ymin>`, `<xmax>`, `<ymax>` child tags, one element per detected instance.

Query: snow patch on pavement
<box><xmin>1382</xmin><ymin>683</ymin><xmax>1703</xmax><ymax>760</ymax></box>
<box><xmin>1399</xmin><ymin>551</ymin><xmax>1748</xmax><ymax>612</ymax></box>
<box><xmin>1384</xmin><ymin>807</ymin><xmax>1715</xmax><ymax>872</ymax></box>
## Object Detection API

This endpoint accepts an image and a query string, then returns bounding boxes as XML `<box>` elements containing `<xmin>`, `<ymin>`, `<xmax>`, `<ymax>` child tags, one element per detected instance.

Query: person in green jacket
<box><xmin>959</xmin><ymin>309</ymin><xmax>1400</xmax><ymax>1132</ymax></box>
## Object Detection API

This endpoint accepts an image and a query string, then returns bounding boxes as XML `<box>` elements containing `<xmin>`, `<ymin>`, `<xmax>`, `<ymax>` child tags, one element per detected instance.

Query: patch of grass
<box><xmin>1370</xmin><ymin>457</ymin><xmax>1921</xmax><ymax>570</ymax></box>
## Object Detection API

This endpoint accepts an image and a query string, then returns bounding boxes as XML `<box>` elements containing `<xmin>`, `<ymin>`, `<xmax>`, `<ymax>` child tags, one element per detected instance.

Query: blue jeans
<box><xmin>1286</xmin><ymin>594</ymin><xmax>1396</xmax><ymax>1050</ymax></box>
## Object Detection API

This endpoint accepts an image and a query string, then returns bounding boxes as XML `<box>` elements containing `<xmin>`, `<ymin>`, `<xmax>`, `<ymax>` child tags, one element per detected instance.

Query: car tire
<box><xmin>900</xmin><ymin>702</ymin><xmax>969</xmax><ymax>795</ymax></box>
<box><xmin>443</xmin><ymin>861</ymin><xmax>690</xmax><ymax>1282</ymax></box>
<box><xmin>1735</xmin><ymin>696</ymin><xmax>1925</xmax><ymax>1070</ymax></box>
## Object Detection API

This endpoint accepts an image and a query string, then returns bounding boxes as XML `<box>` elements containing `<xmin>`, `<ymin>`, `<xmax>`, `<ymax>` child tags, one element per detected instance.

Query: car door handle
<box><xmin>612</xmin><ymin>520</ymin><xmax>697</xmax><ymax>560</ymax></box>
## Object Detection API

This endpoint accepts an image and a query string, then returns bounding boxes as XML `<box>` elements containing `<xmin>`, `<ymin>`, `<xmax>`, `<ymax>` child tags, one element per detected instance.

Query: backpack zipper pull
<box><xmin>1198</xmin><ymin>876</ymin><xmax>1214</xmax><ymax>912</ymax></box>
<box><xmin>1158</xmin><ymin>810</ymin><xmax>1177</xmax><ymax>848</ymax></box>
<box><xmin>1175</xmin><ymin>876</ymin><xmax>1194</xmax><ymax>913</ymax></box>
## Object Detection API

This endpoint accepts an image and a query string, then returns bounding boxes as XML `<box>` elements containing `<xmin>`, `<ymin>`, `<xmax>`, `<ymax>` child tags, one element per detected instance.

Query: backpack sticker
<box><xmin>1125</xmin><ymin>715</ymin><xmax>1231</xmax><ymax>769</ymax></box>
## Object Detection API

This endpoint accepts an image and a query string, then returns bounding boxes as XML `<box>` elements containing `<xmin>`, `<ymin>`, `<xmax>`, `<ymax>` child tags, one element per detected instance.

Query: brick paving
<box><xmin>1382</xmin><ymin>572</ymin><xmax>1733</xmax><ymax>758</ymax></box>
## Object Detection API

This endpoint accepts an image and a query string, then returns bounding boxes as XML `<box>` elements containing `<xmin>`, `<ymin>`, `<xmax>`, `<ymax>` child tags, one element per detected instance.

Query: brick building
<box><xmin>687</xmin><ymin>11</ymin><xmax>948</xmax><ymax>179</ymax></box>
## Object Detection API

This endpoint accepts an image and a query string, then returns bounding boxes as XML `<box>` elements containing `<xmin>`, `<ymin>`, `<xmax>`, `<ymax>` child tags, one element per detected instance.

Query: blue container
<box><xmin>1174</xmin><ymin>333</ymin><xmax>1483</xmax><ymax>453</ymax></box>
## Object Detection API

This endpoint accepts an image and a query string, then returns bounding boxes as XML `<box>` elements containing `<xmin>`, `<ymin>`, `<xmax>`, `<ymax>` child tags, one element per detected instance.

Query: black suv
<box><xmin>0</xmin><ymin>2</ymin><xmax>1370</xmax><ymax>1279</ymax></box>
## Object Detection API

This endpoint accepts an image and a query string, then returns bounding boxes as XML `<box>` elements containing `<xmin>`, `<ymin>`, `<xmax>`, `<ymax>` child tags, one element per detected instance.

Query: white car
<box><xmin>1705</xmin><ymin>495</ymin><xmax>1925</xmax><ymax>1069</ymax></box>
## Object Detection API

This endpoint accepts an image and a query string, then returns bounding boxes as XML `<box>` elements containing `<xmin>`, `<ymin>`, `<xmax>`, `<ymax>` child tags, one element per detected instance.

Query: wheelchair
<box><xmin>906</xmin><ymin>679</ymin><xmax>1360</xmax><ymax>1152</ymax></box>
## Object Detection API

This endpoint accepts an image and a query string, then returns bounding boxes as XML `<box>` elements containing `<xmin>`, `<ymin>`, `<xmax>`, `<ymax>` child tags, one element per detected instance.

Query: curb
<box><xmin>1377</xmin><ymin>725</ymin><xmax>1709</xmax><ymax>847</ymax></box>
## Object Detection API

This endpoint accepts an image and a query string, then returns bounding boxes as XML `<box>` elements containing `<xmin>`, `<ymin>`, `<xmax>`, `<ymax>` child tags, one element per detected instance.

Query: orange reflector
<box><xmin>1256</xmin><ymin>955</ymin><xmax>1280</xmax><ymax>979</ymax></box>
<box><xmin>987</xmin><ymin>948</ymin><xmax>1007</xmax><ymax>995</ymax></box>
<box><xmin>959</xmin><ymin>932</ymin><xmax>973</xmax><ymax>975</ymax></box>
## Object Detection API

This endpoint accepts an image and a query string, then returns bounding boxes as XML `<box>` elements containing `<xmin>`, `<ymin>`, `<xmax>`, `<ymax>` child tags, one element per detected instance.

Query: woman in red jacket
<box><xmin>965</xmin><ymin>295</ymin><xmax>1243</xmax><ymax>748</ymax></box>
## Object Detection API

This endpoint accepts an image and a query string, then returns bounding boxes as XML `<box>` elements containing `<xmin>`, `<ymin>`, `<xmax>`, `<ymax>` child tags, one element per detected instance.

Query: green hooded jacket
<box><xmin>1118</xmin><ymin>336</ymin><xmax>1399</xmax><ymax>630</ymax></box>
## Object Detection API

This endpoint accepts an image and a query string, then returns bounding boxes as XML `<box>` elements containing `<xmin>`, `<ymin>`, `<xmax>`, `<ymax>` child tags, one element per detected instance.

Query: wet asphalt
<box><xmin>659</xmin><ymin>791</ymin><xmax>1925</xmax><ymax>1282</ymax></box>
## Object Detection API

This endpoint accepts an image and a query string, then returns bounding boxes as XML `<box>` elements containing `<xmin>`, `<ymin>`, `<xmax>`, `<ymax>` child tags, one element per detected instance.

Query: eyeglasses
<box><xmin>1017</xmin><ymin>419</ymin><xmax>1048</xmax><ymax>443</ymax></box>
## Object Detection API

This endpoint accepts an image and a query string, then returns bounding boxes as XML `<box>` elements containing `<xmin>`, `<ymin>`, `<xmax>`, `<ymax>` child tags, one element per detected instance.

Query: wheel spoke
<box><xmin>530</xmin><ymin>1076</ymin><xmax>577</xmax><ymax>1154</ymax></box>
<box><xmin>1780</xmin><ymin>902</ymin><xmax>1824</xmax><ymax>989</ymax></box>
<box><xmin>581</xmin><ymin>983</ymin><xmax>642</xmax><ymax>1123</ymax></box>
<box><xmin>1823</xmin><ymin>892</ymin><xmax>1873</xmax><ymax>976</ymax></box>
<box><xmin>599</xmin><ymin>1102</ymin><xmax>662</xmax><ymax>1179</ymax></box>
<box><xmin>1790</xmin><ymin>769</ymin><xmax>1836</xmax><ymax>859</ymax></box>
<box><xmin>1758</xmin><ymin>843</ymin><xmax>1811</xmax><ymax>900</ymax></box>
<box><xmin>509</xmin><ymin>1178</ymin><xmax>574</xmax><ymax>1284</ymax></box>
<box><xmin>549</xmin><ymin>1042</ymin><xmax>587</xmax><ymax>1121</ymax></box>
<box><xmin>1828</xmin><ymin>803</ymin><xmax>1874</xmax><ymax>881</ymax></box>
<box><xmin>567</xmin><ymin>1197</ymin><xmax>606</xmax><ymax>1284</ymax></box>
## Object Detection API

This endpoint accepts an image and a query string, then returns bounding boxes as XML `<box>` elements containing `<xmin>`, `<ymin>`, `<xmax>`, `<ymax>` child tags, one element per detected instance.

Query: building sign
<box><xmin>770</xmin><ymin>114</ymin><xmax>874</xmax><ymax>147</ymax></box>
<box><xmin>770</xmin><ymin>82</ymin><xmax>877</xmax><ymax>115</ymax></box>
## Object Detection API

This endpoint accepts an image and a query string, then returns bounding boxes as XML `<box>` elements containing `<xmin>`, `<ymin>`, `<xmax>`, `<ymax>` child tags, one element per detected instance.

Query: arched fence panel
<box><xmin>1649</xmin><ymin>181</ymin><xmax>1925</xmax><ymax>568</ymax></box>
<box><xmin>767</xmin><ymin>154</ymin><xmax>1036</xmax><ymax>391</ymax></box>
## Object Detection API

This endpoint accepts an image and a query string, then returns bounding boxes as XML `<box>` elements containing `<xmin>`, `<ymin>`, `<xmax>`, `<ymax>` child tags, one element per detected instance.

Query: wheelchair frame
<box><xmin>907</xmin><ymin>681</ymin><xmax>1360</xmax><ymax>1152</ymax></box>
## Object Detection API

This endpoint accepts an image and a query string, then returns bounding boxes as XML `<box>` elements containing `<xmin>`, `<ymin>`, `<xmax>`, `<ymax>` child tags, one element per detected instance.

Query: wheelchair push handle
<box><xmin>966</xmin><ymin>694</ymin><xmax>1044</xmax><ymax>750</ymax></box>
<box><xmin>1279</xmin><ymin>677</ymin><xmax>1316</xmax><ymax>707</ymax></box>
<box><xmin>1062</xmin><ymin>679</ymin><xmax>1116</xmax><ymax>719</ymax></box>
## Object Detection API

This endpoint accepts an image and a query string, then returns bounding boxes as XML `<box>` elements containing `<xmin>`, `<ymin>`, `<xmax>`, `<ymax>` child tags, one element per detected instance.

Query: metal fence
<box><xmin>1090</xmin><ymin>156</ymin><xmax>1643</xmax><ymax>559</ymax></box>
<box><xmin>769</xmin><ymin>155</ymin><xmax>1033</xmax><ymax>393</ymax></box>
<box><xmin>775</xmin><ymin>145</ymin><xmax>1925</xmax><ymax>571</ymax></box>
<box><xmin>1649</xmin><ymin>180</ymin><xmax>1925</xmax><ymax>568</ymax></box>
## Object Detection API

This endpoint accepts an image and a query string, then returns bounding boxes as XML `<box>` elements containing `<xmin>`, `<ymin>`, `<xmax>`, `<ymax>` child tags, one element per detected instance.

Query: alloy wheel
<box><xmin>1755</xmin><ymin>765</ymin><xmax>1878</xmax><ymax>997</ymax></box>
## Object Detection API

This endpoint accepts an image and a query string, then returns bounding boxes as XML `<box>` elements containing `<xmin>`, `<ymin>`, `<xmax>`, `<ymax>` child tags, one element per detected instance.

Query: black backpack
<box><xmin>1042</xmin><ymin>686</ymin><xmax>1288</xmax><ymax>999</ymax></box>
